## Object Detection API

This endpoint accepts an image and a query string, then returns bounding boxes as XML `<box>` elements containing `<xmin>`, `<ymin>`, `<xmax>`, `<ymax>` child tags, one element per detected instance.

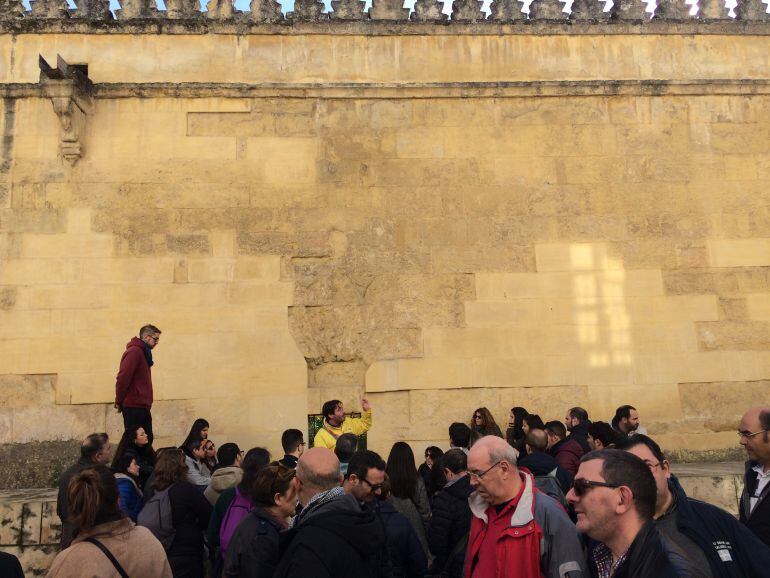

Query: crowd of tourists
<box><xmin>2</xmin><ymin>325</ymin><xmax>766</xmax><ymax>578</ymax></box>
<box><xmin>34</xmin><ymin>401</ymin><xmax>770</xmax><ymax>578</ymax></box>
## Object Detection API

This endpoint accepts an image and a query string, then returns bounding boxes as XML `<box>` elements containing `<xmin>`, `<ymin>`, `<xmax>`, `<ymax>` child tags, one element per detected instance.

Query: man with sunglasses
<box><xmin>566</xmin><ymin>449</ymin><xmax>693</xmax><ymax>577</ymax></box>
<box><xmin>464</xmin><ymin>436</ymin><xmax>585</xmax><ymax>578</ymax></box>
<box><xmin>738</xmin><ymin>406</ymin><xmax>770</xmax><ymax>547</ymax></box>
<box><xmin>619</xmin><ymin>434</ymin><xmax>770</xmax><ymax>577</ymax></box>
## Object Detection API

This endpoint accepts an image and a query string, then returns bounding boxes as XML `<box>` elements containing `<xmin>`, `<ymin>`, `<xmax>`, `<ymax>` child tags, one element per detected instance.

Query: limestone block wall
<box><xmin>1</xmin><ymin>12</ymin><xmax>770</xmax><ymax>469</ymax></box>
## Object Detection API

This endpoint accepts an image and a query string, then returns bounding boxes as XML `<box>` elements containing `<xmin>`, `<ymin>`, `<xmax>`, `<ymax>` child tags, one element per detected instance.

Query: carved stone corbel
<box><xmin>290</xmin><ymin>0</ymin><xmax>328</xmax><ymax>19</ymax></box>
<box><xmin>0</xmin><ymin>0</ymin><xmax>26</xmax><ymax>19</ymax></box>
<box><xmin>452</xmin><ymin>0</ymin><xmax>486</xmax><ymax>20</ymax></box>
<box><xmin>29</xmin><ymin>0</ymin><xmax>71</xmax><ymax>18</ymax></box>
<box><xmin>206</xmin><ymin>0</ymin><xmax>238</xmax><ymax>19</ymax></box>
<box><xmin>248</xmin><ymin>0</ymin><xmax>284</xmax><ymax>21</ymax></box>
<box><xmin>39</xmin><ymin>55</ymin><xmax>94</xmax><ymax>167</ymax></box>
<box><xmin>72</xmin><ymin>0</ymin><xmax>113</xmax><ymax>19</ymax></box>
<box><xmin>117</xmin><ymin>0</ymin><xmax>158</xmax><ymax>19</ymax></box>
<box><xmin>412</xmin><ymin>0</ymin><xmax>448</xmax><ymax>20</ymax></box>
<box><xmin>330</xmin><ymin>0</ymin><xmax>368</xmax><ymax>19</ymax></box>
<box><xmin>370</xmin><ymin>0</ymin><xmax>411</xmax><ymax>20</ymax></box>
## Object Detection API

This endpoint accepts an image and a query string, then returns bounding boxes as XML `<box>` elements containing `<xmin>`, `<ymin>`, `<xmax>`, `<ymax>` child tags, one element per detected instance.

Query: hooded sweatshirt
<box><xmin>115</xmin><ymin>337</ymin><xmax>153</xmax><ymax>409</ymax></box>
<box><xmin>205</xmin><ymin>466</ymin><xmax>243</xmax><ymax>506</ymax></box>
<box><xmin>273</xmin><ymin>489</ymin><xmax>384</xmax><ymax>578</ymax></box>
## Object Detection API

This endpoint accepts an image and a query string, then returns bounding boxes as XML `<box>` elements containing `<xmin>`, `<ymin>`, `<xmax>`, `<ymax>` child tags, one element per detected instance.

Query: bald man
<box><xmin>518</xmin><ymin>429</ymin><xmax>573</xmax><ymax>495</ymax></box>
<box><xmin>739</xmin><ymin>407</ymin><xmax>770</xmax><ymax>546</ymax></box>
<box><xmin>464</xmin><ymin>436</ymin><xmax>585</xmax><ymax>578</ymax></box>
<box><xmin>273</xmin><ymin>448</ymin><xmax>384</xmax><ymax>578</ymax></box>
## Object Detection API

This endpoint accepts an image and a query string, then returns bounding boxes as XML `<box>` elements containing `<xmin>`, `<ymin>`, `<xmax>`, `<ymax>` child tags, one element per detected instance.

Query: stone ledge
<box><xmin>672</xmin><ymin>461</ymin><xmax>743</xmax><ymax>515</ymax></box>
<box><xmin>4</xmin><ymin>79</ymin><xmax>770</xmax><ymax>100</ymax></box>
<box><xmin>1</xmin><ymin>19</ymin><xmax>770</xmax><ymax>36</ymax></box>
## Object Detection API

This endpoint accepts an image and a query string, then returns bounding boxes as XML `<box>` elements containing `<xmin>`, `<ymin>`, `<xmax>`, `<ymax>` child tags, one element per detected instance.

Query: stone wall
<box><xmin>1</xmin><ymin>8</ymin><xmax>770</xmax><ymax>474</ymax></box>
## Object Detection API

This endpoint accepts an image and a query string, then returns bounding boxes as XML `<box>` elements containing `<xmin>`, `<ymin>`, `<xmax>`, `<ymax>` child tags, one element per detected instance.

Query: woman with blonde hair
<box><xmin>470</xmin><ymin>407</ymin><xmax>503</xmax><ymax>439</ymax></box>
<box><xmin>47</xmin><ymin>465</ymin><xmax>171</xmax><ymax>577</ymax></box>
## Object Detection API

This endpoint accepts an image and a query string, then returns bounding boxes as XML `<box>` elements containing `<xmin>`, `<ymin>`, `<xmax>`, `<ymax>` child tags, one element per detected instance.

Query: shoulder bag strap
<box><xmin>84</xmin><ymin>537</ymin><xmax>130</xmax><ymax>578</ymax></box>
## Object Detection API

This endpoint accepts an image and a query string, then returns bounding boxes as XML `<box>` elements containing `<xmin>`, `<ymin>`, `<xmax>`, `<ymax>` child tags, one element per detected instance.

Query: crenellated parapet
<box><xmin>0</xmin><ymin>0</ymin><xmax>769</xmax><ymax>28</ymax></box>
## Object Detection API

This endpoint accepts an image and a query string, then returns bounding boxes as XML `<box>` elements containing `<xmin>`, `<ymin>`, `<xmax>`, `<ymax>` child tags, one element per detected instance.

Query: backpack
<box><xmin>534</xmin><ymin>468</ymin><xmax>568</xmax><ymax>509</ymax></box>
<box><xmin>219</xmin><ymin>487</ymin><xmax>252</xmax><ymax>555</ymax></box>
<box><xmin>137</xmin><ymin>484</ymin><xmax>176</xmax><ymax>550</ymax></box>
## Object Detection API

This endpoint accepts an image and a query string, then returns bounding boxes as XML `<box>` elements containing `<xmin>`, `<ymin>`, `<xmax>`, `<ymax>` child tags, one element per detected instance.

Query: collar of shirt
<box><xmin>752</xmin><ymin>464</ymin><xmax>770</xmax><ymax>478</ymax></box>
<box><xmin>592</xmin><ymin>543</ymin><xmax>628</xmax><ymax>578</ymax></box>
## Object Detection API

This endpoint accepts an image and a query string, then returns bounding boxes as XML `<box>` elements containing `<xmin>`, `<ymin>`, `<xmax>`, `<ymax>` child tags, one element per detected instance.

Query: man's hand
<box><xmin>361</xmin><ymin>398</ymin><xmax>371</xmax><ymax>412</ymax></box>
<box><xmin>114</xmin><ymin>403</ymin><xmax>122</xmax><ymax>414</ymax></box>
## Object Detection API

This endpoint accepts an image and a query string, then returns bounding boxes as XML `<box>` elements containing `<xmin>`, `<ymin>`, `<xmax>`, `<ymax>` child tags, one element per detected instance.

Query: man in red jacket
<box><xmin>114</xmin><ymin>324</ymin><xmax>161</xmax><ymax>444</ymax></box>
<box><xmin>464</xmin><ymin>435</ymin><xmax>585</xmax><ymax>578</ymax></box>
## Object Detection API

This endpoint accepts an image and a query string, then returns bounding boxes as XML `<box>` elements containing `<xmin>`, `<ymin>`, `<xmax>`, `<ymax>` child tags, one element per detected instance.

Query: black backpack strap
<box><xmin>84</xmin><ymin>537</ymin><xmax>129</xmax><ymax>578</ymax></box>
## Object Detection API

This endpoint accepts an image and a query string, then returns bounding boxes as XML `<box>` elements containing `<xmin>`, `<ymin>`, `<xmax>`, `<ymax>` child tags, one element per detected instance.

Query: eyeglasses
<box><xmin>362</xmin><ymin>479</ymin><xmax>384</xmax><ymax>492</ymax></box>
<box><xmin>738</xmin><ymin>429</ymin><xmax>768</xmax><ymax>439</ymax></box>
<box><xmin>468</xmin><ymin>461</ymin><xmax>502</xmax><ymax>481</ymax></box>
<box><xmin>572</xmin><ymin>478</ymin><xmax>620</xmax><ymax>497</ymax></box>
<box><xmin>474</xmin><ymin>415</ymin><xmax>482</xmax><ymax>419</ymax></box>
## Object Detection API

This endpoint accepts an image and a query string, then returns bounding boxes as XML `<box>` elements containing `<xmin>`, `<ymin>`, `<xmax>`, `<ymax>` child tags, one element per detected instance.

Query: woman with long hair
<box><xmin>112</xmin><ymin>454</ymin><xmax>143</xmax><ymax>522</ymax></box>
<box><xmin>386</xmin><ymin>442</ymin><xmax>431</xmax><ymax>557</ymax></box>
<box><xmin>417</xmin><ymin>446</ymin><xmax>443</xmax><ymax>497</ymax></box>
<box><xmin>111</xmin><ymin>425</ymin><xmax>156</xmax><ymax>491</ymax></box>
<box><xmin>181</xmin><ymin>418</ymin><xmax>210</xmax><ymax>449</ymax></box>
<box><xmin>151</xmin><ymin>448</ymin><xmax>213</xmax><ymax>578</ymax></box>
<box><xmin>522</xmin><ymin>413</ymin><xmax>545</xmax><ymax>436</ymax></box>
<box><xmin>223</xmin><ymin>464</ymin><xmax>298</xmax><ymax>578</ymax></box>
<box><xmin>469</xmin><ymin>407</ymin><xmax>503</xmax><ymax>439</ymax></box>
<box><xmin>203</xmin><ymin>439</ymin><xmax>218</xmax><ymax>473</ymax></box>
<box><xmin>506</xmin><ymin>406</ymin><xmax>529</xmax><ymax>453</ymax></box>
<box><xmin>48</xmin><ymin>465</ymin><xmax>172</xmax><ymax>577</ymax></box>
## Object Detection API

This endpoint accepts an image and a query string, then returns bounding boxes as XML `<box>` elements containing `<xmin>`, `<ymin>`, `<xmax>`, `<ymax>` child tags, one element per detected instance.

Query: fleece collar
<box><xmin>468</xmin><ymin>470</ymin><xmax>535</xmax><ymax>528</ymax></box>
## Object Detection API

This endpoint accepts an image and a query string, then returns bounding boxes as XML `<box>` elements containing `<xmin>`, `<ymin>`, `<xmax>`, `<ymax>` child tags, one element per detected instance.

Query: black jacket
<box><xmin>168</xmin><ymin>480</ymin><xmax>214</xmax><ymax>558</ymax></box>
<box><xmin>223</xmin><ymin>507</ymin><xmax>284</xmax><ymax>578</ymax></box>
<box><xmin>589</xmin><ymin>521</ymin><xmax>694</xmax><ymax>578</ymax></box>
<box><xmin>279</xmin><ymin>455</ymin><xmax>298</xmax><ymax>469</ymax></box>
<box><xmin>568</xmin><ymin>422</ymin><xmax>592</xmax><ymax>454</ymax></box>
<box><xmin>57</xmin><ymin>458</ymin><xmax>94</xmax><ymax>548</ymax></box>
<box><xmin>518</xmin><ymin>450</ymin><xmax>573</xmax><ymax>494</ymax></box>
<box><xmin>274</xmin><ymin>491</ymin><xmax>384</xmax><ymax>578</ymax></box>
<box><xmin>669</xmin><ymin>475</ymin><xmax>770</xmax><ymax>578</ymax></box>
<box><xmin>427</xmin><ymin>475</ymin><xmax>473</xmax><ymax>578</ymax></box>
<box><xmin>740</xmin><ymin>460</ymin><xmax>770</xmax><ymax>547</ymax></box>
<box><xmin>368</xmin><ymin>500</ymin><xmax>427</xmax><ymax>578</ymax></box>
<box><xmin>0</xmin><ymin>552</ymin><xmax>23</xmax><ymax>578</ymax></box>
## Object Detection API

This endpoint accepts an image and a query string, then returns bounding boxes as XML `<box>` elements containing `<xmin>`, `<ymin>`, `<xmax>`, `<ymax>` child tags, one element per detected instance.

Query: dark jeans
<box><xmin>122</xmin><ymin>406</ymin><xmax>154</xmax><ymax>445</ymax></box>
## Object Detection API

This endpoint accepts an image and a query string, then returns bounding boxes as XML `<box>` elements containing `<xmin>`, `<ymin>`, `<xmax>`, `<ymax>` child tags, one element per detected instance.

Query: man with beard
<box><xmin>565</xmin><ymin>407</ymin><xmax>592</xmax><ymax>454</ymax></box>
<box><xmin>313</xmin><ymin>398</ymin><xmax>372</xmax><ymax>450</ymax></box>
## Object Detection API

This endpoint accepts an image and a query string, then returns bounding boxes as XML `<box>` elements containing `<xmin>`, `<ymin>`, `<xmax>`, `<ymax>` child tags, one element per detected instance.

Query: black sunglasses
<box><xmin>572</xmin><ymin>478</ymin><xmax>620</xmax><ymax>497</ymax></box>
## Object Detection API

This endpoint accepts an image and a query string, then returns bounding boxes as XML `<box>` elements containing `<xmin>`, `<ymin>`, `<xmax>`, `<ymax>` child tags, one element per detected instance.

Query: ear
<box><xmin>615</xmin><ymin>486</ymin><xmax>635</xmax><ymax>515</ymax></box>
<box><xmin>662</xmin><ymin>460</ymin><xmax>671</xmax><ymax>479</ymax></box>
<box><xmin>274</xmin><ymin>492</ymin><xmax>282</xmax><ymax>507</ymax></box>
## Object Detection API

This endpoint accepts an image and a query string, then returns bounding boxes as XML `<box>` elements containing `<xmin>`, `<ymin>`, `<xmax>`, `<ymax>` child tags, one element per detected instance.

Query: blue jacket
<box><xmin>670</xmin><ymin>474</ymin><xmax>770</xmax><ymax>577</ymax></box>
<box><xmin>115</xmin><ymin>474</ymin><xmax>143</xmax><ymax>521</ymax></box>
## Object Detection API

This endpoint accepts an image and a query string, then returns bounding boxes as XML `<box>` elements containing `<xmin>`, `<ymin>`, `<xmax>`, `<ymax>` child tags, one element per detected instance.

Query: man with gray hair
<box><xmin>274</xmin><ymin>447</ymin><xmax>384</xmax><ymax>578</ymax></box>
<box><xmin>56</xmin><ymin>432</ymin><xmax>111</xmax><ymax>548</ymax></box>
<box><xmin>464</xmin><ymin>436</ymin><xmax>585</xmax><ymax>578</ymax></box>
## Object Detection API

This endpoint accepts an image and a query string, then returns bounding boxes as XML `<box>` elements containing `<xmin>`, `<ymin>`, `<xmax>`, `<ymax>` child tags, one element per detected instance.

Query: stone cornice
<box><xmin>3</xmin><ymin>78</ymin><xmax>770</xmax><ymax>98</ymax></box>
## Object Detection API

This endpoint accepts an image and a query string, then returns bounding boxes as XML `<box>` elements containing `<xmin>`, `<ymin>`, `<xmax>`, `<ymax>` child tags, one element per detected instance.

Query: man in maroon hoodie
<box><xmin>545</xmin><ymin>420</ymin><xmax>584</xmax><ymax>477</ymax></box>
<box><xmin>115</xmin><ymin>324</ymin><xmax>161</xmax><ymax>444</ymax></box>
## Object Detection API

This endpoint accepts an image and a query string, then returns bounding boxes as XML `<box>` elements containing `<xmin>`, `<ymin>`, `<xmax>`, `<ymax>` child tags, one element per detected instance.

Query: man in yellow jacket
<box><xmin>314</xmin><ymin>398</ymin><xmax>373</xmax><ymax>450</ymax></box>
